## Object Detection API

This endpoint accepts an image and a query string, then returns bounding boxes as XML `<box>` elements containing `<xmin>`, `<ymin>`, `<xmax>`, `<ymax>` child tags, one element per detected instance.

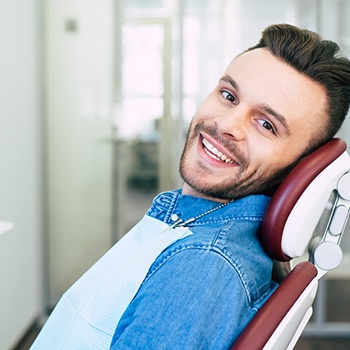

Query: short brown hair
<box><xmin>247</xmin><ymin>24</ymin><xmax>350</xmax><ymax>153</ymax></box>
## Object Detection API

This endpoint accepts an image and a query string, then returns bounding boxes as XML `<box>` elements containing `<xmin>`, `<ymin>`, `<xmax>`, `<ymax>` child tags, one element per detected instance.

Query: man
<box><xmin>31</xmin><ymin>24</ymin><xmax>350</xmax><ymax>349</ymax></box>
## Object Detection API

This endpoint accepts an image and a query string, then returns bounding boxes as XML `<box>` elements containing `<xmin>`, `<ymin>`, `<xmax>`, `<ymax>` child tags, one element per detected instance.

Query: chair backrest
<box><xmin>231</xmin><ymin>138</ymin><xmax>350</xmax><ymax>350</ymax></box>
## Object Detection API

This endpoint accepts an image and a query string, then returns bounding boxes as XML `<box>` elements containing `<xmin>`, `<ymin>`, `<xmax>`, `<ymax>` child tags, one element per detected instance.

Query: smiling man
<box><xmin>180</xmin><ymin>47</ymin><xmax>328</xmax><ymax>201</ymax></box>
<box><xmin>31</xmin><ymin>24</ymin><xmax>350</xmax><ymax>350</ymax></box>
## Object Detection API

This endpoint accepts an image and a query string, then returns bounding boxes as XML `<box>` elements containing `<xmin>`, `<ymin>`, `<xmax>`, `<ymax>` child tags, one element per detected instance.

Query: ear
<box><xmin>261</xmin><ymin>138</ymin><xmax>350</xmax><ymax>261</ymax></box>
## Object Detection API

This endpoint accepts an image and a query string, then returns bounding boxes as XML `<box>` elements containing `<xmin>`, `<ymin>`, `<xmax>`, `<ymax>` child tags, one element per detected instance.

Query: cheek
<box><xmin>254</xmin><ymin>144</ymin><xmax>303</xmax><ymax>173</ymax></box>
<box><xmin>247</xmin><ymin>142</ymin><xmax>287</xmax><ymax>172</ymax></box>
<box><xmin>194</xmin><ymin>106</ymin><xmax>210</xmax><ymax>122</ymax></box>
<box><xmin>194</xmin><ymin>96</ymin><xmax>221</xmax><ymax>121</ymax></box>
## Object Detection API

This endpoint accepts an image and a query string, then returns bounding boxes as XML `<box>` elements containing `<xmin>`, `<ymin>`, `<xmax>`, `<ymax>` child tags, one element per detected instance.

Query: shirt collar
<box><xmin>161</xmin><ymin>189</ymin><xmax>271</xmax><ymax>225</ymax></box>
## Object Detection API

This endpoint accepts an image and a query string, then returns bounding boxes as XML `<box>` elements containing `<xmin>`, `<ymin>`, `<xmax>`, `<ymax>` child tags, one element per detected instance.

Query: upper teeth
<box><xmin>202</xmin><ymin>138</ymin><xmax>234</xmax><ymax>164</ymax></box>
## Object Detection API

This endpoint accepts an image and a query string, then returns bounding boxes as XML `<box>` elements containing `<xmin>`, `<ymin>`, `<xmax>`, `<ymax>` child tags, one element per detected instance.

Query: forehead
<box><xmin>225</xmin><ymin>48</ymin><xmax>328</xmax><ymax>137</ymax></box>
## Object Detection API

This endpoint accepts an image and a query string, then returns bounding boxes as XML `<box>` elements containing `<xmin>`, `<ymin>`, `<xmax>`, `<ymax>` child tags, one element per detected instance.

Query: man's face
<box><xmin>180</xmin><ymin>48</ymin><xmax>328</xmax><ymax>201</ymax></box>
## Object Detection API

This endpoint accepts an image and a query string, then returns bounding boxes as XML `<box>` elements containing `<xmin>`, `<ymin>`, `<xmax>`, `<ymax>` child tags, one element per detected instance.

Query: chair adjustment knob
<box><xmin>313</xmin><ymin>241</ymin><xmax>343</xmax><ymax>271</ymax></box>
<box><xmin>337</xmin><ymin>172</ymin><xmax>350</xmax><ymax>200</ymax></box>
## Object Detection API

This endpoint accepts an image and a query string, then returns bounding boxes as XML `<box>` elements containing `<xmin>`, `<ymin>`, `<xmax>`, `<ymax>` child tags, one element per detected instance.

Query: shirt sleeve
<box><xmin>110</xmin><ymin>247</ymin><xmax>258</xmax><ymax>350</ymax></box>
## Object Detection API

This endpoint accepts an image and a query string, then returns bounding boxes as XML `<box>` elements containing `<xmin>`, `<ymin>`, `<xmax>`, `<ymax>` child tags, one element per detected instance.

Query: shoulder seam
<box><xmin>143</xmin><ymin>244</ymin><xmax>254</xmax><ymax>305</ymax></box>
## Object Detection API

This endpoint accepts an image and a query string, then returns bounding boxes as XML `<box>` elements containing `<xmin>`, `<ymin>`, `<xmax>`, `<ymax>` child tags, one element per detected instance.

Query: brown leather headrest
<box><xmin>261</xmin><ymin>138</ymin><xmax>347</xmax><ymax>261</ymax></box>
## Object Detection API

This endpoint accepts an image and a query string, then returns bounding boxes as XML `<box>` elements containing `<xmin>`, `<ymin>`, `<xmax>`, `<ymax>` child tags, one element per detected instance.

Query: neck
<box><xmin>182</xmin><ymin>183</ymin><xmax>231</xmax><ymax>203</ymax></box>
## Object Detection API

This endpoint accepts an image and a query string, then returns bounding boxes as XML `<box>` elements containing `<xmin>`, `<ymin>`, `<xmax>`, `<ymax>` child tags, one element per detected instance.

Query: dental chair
<box><xmin>231</xmin><ymin>138</ymin><xmax>350</xmax><ymax>350</ymax></box>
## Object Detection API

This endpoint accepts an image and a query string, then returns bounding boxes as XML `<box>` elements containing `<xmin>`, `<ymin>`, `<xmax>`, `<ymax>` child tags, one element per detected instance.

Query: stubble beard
<box><xmin>179</xmin><ymin>121</ymin><xmax>298</xmax><ymax>200</ymax></box>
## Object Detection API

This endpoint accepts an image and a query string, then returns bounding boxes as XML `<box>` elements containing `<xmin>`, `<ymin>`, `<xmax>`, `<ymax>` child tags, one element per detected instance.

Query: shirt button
<box><xmin>171</xmin><ymin>214</ymin><xmax>179</xmax><ymax>222</ymax></box>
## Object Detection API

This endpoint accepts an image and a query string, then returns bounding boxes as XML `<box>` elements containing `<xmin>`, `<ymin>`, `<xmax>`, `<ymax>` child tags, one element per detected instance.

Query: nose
<box><xmin>215</xmin><ymin>106</ymin><xmax>249</xmax><ymax>141</ymax></box>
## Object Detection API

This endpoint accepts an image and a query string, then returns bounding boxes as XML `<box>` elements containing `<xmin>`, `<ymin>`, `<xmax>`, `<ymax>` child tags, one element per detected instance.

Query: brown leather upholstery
<box><xmin>231</xmin><ymin>262</ymin><xmax>317</xmax><ymax>350</ymax></box>
<box><xmin>261</xmin><ymin>138</ymin><xmax>346</xmax><ymax>261</ymax></box>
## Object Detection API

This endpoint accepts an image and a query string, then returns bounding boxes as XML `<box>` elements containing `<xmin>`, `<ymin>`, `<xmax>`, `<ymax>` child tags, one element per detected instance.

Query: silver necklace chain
<box><xmin>169</xmin><ymin>200</ymin><xmax>234</xmax><ymax>229</ymax></box>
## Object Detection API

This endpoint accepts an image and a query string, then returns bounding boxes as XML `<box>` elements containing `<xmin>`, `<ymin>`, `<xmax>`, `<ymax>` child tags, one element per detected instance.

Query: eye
<box><xmin>221</xmin><ymin>90</ymin><xmax>237</xmax><ymax>104</ymax></box>
<box><xmin>257</xmin><ymin>119</ymin><xmax>275</xmax><ymax>133</ymax></box>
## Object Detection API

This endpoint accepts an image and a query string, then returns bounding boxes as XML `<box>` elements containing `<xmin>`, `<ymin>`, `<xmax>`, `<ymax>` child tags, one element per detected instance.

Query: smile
<box><xmin>202</xmin><ymin>137</ymin><xmax>237</xmax><ymax>165</ymax></box>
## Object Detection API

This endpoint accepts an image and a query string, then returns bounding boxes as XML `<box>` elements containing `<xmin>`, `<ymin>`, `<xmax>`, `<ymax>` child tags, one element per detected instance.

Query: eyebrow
<box><xmin>220</xmin><ymin>74</ymin><xmax>239</xmax><ymax>92</ymax></box>
<box><xmin>260</xmin><ymin>104</ymin><xmax>291</xmax><ymax>136</ymax></box>
<box><xmin>219</xmin><ymin>74</ymin><xmax>291</xmax><ymax>136</ymax></box>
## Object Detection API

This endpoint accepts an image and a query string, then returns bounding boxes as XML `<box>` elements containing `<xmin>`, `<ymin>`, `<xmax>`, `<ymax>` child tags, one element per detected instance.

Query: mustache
<box><xmin>191</xmin><ymin>121</ymin><xmax>248</xmax><ymax>168</ymax></box>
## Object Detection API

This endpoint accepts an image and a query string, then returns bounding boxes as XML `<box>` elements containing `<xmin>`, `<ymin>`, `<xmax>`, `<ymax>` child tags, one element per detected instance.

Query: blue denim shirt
<box><xmin>111</xmin><ymin>190</ymin><xmax>276</xmax><ymax>349</ymax></box>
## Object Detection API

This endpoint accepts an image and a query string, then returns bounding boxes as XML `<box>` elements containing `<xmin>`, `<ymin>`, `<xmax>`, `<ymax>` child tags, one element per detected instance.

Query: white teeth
<box><xmin>202</xmin><ymin>138</ymin><xmax>234</xmax><ymax>164</ymax></box>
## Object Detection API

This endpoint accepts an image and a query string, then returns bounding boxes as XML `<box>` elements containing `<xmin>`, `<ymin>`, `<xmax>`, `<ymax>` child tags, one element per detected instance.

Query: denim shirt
<box><xmin>110</xmin><ymin>190</ymin><xmax>276</xmax><ymax>350</ymax></box>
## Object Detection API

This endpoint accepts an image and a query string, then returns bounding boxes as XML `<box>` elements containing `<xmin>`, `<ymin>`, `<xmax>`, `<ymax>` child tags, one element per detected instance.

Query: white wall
<box><xmin>0</xmin><ymin>1</ymin><xmax>43</xmax><ymax>349</ymax></box>
<box><xmin>45</xmin><ymin>0</ymin><xmax>114</xmax><ymax>305</ymax></box>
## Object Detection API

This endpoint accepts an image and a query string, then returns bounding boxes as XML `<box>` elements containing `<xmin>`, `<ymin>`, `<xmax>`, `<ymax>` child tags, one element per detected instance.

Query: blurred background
<box><xmin>1</xmin><ymin>0</ymin><xmax>350</xmax><ymax>349</ymax></box>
